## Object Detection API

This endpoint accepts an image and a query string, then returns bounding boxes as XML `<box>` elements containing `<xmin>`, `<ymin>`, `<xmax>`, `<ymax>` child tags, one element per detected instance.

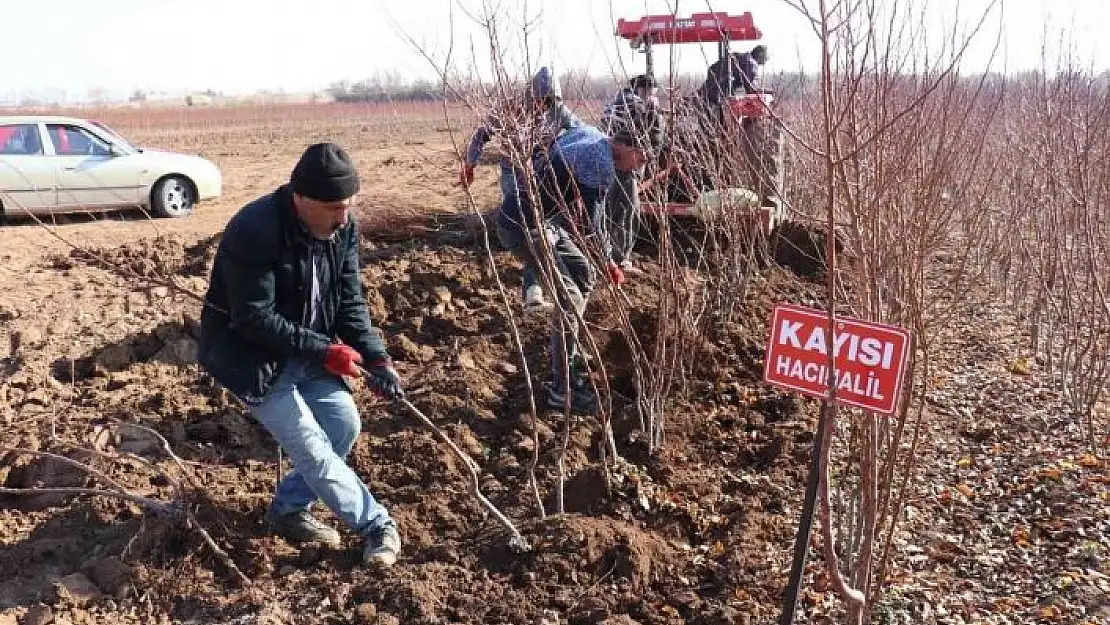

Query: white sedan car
<box><xmin>0</xmin><ymin>115</ymin><xmax>221</xmax><ymax>219</ymax></box>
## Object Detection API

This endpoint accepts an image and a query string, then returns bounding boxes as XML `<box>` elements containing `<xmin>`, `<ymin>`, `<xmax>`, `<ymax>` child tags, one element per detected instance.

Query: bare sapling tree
<box><xmin>994</xmin><ymin>65</ymin><xmax>1110</xmax><ymax>451</ymax></box>
<box><xmin>782</xmin><ymin>0</ymin><xmax>1004</xmax><ymax>621</ymax></box>
<box><xmin>389</xmin><ymin>0</ymin><xmax>560</xmax><ymax>520</ymax></box>
<box><xmin>399</xmin><ymin>0</ymin><xmax>780</xmax><ymax>523</ymax></box>
<box><xmin>608</xmin><ymin>33</ymin><xmax>790</xmax><ymax>454</ymax></box>
<box><xmin>394</xmin><ymin>0</ymin><xmax>631</xmax><ymax>515</ymax></box>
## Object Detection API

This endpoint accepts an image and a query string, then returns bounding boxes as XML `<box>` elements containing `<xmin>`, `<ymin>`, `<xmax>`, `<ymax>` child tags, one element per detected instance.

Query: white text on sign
<box><xmin>762</xmin><ymin>304</ymin><xmax>911</xmax><ymax>415</ymax></box>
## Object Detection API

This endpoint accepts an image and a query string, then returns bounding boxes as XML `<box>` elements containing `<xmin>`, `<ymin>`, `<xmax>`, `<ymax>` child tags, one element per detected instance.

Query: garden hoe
<box><xmin>359</xmin><ymin>367</ymin><xmax>530</xmax><ymax>552</ymax></box>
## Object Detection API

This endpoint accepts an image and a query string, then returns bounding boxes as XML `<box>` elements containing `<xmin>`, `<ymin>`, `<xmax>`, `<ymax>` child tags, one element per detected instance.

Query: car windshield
<box><xmin>89</xmin><ymin>120</ymin><xmax>134</xmax><ymax>150</ymax></box>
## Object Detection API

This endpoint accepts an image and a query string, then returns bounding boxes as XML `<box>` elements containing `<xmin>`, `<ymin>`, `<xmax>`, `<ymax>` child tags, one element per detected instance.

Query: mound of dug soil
<box><xmin>1</xmin><ymin>227</ymin><xmax>821</xmax><ymax>625</ymax></box>
<box><xmin>49</xmin><ymin>234</ymin><xmax>219</xmax><ymax>280</ymax></box>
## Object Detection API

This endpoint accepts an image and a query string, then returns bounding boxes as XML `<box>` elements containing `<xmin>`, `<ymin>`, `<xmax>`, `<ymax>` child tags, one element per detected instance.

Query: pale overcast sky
<box><xmin>1</xmin><ymin>0</ymin><xmax>1106</xmax><ymax>102</ymax></box>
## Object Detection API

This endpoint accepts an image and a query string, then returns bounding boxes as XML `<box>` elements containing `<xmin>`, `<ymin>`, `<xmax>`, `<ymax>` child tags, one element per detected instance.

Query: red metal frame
<box><xmin>616</xmin><ymin>12</ymin><xmax>761</xmax><ymax>45</ymax></box>
<box><xmin>726</xmin><ymin>93</ymin><xmax>774</xmax><ymax>120</ymax></box>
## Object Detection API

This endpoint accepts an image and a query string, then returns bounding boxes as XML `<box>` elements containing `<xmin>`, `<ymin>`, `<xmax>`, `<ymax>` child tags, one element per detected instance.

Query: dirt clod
<box><xmin>18</xmin><ymin>605</ymin><xmax>52</xmax><ymax>625</ymax></box>
<box><xmin>87</xmin><ymin>557</ymin><xmax>132</xmax><ymax>597</ymax></box>
<box><xmin>52</xmin><ymin>574</ymin><xmax>101</xmax><ymax>607</ymax></box>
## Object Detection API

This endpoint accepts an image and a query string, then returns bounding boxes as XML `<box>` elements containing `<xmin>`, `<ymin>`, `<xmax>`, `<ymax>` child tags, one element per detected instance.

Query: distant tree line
<box><xmin>7</xmin><ymin>68</ymin><xmax>1105</xmax><ymax>108</ymax></box>
<box><xmin>326</xmin><ymin>71</ymin><xmax>442</xmax><ymax>103</ymax></box>
<box><xmin>320</xmin><ymin>68</ymin><xmax>1110</xmax><ymax>105</ymax></box>
<box><xmin>325</xmin><ymin>70</ymin><xmax>824</xmax><ymax>104</ymax></box>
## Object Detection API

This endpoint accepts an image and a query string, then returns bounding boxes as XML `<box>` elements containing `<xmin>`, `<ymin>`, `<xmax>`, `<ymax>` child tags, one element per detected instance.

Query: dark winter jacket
<box><xmin>199</xmin><ymin>185</ymin><xmax>388</xmax><ymax>404</ymax></box>
<box><xmin>701</xmin><ymin>52</ymin><xmax>760</xmax><ymax>104</ymax></box>
<box><xmin>497</xmin><ymin>127</ymin><xmax>615</xmax><ymax>260</ymax></box>
<box><xmin>464</xmin><ymin>98</ymin><xmax>581</xmax><ymax>167</ymax></box>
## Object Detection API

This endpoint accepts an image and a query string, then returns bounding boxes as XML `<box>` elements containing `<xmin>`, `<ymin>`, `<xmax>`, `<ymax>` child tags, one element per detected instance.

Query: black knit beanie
<box><xmin>290</xmin><ymin>142</ymin><xmax>360</xmax><ymax>201</ymax></box>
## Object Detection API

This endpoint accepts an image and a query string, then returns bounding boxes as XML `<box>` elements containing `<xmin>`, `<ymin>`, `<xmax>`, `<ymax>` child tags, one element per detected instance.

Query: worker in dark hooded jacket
<box><xmin>459</xmin><ymin>66</ymin><xmax>581</xmax><ymax>314</ymax></box>
<box><xmin>700</xmin><ymin>45</ymin><xmax>767</xmax><ymax>105</ymax></box>
<box><xmin>495</xmin><ymin>121</ymin><xmax>651</xmax><ymax>413</ymax></box>
<box><xmin>199</xmin><ymin>142</ymin><xmax>404</xmax><ymax>569</ymax></box>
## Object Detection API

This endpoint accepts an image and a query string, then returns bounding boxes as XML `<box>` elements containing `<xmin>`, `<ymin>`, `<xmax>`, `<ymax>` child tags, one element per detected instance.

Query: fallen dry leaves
<box><xmin>872</xmin><ymin>297</ymin><xmax>1110</xmax><ymax>625</ymax></box>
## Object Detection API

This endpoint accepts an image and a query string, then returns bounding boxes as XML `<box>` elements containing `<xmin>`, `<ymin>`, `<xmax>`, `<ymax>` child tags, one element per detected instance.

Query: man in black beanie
<box><xmin>199</xmin><ymin>142</ymin><xmax>404</xmax><ymax>568</ymax></box>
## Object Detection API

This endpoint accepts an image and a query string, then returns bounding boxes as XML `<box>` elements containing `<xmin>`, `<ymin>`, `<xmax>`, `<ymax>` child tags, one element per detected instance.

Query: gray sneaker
<box><xmin>522</xmin><ymin>284</ymin><xmax>554</xmax><ymax>314</ymax></box>
<box><xmin>264</xmin><ymin>509</ymin><xmax>342</xmax><ymax>546</ymax></box>
<box><xmin>363</xmin><ymin>521</ymin><xmax>401</xmax><ymax>568</ymax></box>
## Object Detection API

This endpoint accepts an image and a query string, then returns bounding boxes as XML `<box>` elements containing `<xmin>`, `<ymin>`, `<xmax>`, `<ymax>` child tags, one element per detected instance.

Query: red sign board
<box><xmin>762</xmin><ymin>304</ymin><xmax>911</xmax><ymax>415</ymax></box>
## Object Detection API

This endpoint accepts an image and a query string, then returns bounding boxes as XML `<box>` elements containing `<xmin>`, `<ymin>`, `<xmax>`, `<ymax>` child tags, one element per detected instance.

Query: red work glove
<box><xmin>605</xmin><ymin>261</ymin><xmax>626</xmax><ymax>286</ymax></box>
<box><xmin>459</xmin><ymin>163</ymin><xmax>476</xmax><ymax>187</ymax></box>
<box><xmin>323</xmin><ymin>344</ymin><xmax>363</xmax><ymax>378</ymax></box>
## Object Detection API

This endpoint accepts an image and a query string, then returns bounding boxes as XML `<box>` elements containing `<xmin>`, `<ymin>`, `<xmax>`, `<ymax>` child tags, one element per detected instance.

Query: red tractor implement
<box><xmin>615</xmin><ymin>11</ymin><xmax>786</xmax><ymax>236</ymax></box>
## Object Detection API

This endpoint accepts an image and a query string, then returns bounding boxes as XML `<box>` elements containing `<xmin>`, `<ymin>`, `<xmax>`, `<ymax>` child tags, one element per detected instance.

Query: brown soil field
<box><xmin>0</xmin><ymin>103</ymin><xmax>1106</xmax><ymax>625</ymax></box>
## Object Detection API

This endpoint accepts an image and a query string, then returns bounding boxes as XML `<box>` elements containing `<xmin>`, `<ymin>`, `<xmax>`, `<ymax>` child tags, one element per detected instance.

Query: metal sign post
<box><xmin>777</xmin><ymin>402</ymin><xmax>829</xmax><ymax>624</ymax></box>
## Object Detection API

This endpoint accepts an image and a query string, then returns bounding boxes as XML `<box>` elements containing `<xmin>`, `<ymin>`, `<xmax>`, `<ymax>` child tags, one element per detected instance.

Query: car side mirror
<box><xmin>109</xmin><ymin>144</ymin><xmax>125</xmax><ymax>157</ymax></box>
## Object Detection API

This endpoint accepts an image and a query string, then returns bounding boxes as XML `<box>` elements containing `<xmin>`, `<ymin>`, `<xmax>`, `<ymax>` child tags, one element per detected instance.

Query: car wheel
<box><xmin>151</xmin><ymin>175</ymin><xmax>196</xmax><ymax>218</ymax></box>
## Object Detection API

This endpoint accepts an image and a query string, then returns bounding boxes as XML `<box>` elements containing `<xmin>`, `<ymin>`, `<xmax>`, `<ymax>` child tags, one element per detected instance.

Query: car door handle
<box><xmin>63</xmin><ymin>166</ymin><xmax>77</xmax><ymax>171</ymax></box>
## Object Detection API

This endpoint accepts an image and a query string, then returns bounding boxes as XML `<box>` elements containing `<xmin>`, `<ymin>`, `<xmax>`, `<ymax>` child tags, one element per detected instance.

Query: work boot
<box><xmin>264</xmin><ymin>509</ymin><xmax>342</xmax><ymax>547</ymax></box>
<box><xmin>363</xmin><ymin>520</ymin><xmax>402</xmax><ymax>569</ymax></box>
<box><xmin>522</xmin><ymin>284</ymin><xmax>553</xmax><ymax>314</ymax></box>
<box><xmin>546</xmin><ymin>372</ymin><xmax>600</xmax><ymax>414</ymax></box>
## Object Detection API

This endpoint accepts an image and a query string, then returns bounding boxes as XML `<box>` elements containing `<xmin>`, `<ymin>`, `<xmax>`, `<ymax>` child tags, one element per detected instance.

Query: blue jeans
<box><xmin>249</xmin><ymin>358</ymin><xmax>391</xmax><ymax>536</ymax></box>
